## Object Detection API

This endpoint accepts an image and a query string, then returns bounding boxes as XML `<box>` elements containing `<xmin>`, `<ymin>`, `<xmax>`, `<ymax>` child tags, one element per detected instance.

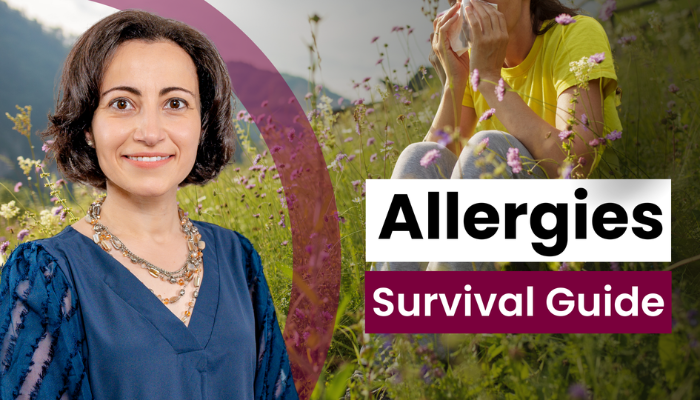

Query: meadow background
<box><xmin>2</xmin><ymin>0</ymin><xmax>700</xmax><ymax>398</ymax></box>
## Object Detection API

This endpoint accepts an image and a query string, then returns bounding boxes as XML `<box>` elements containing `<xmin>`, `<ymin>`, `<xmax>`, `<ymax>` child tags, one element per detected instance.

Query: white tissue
<box><xmin>442</xmin><ymin>0</ymin><xmax>498</xmax><ymax>56</ymax></box>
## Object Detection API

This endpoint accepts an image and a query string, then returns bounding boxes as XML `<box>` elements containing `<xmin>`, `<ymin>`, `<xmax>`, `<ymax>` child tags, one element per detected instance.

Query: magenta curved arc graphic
<box><xmin>90</xmin><ymin>1</ymin><xmax>342</xmax><ymax>398</ymax></box>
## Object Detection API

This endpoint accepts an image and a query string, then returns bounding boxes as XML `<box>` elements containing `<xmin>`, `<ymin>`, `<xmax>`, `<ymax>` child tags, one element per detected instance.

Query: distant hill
<box><xmin>0</xmin><ymin>0</ymin><xmax>69</xmax><ymax>181</ymax></box>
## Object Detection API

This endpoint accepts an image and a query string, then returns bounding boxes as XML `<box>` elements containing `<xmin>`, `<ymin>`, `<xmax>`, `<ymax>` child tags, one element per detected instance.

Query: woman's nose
<box><xmin>132</xmin><ymin>107</ymin><xmax>166</xmax><ymax>146</ymax></box>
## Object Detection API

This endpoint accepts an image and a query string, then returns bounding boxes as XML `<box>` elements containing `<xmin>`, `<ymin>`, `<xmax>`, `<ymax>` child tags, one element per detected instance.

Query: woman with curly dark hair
<box><xmin>0</xmin><ymin>9</ymin><xmax>297</xmax><ymax>400</ymax></box>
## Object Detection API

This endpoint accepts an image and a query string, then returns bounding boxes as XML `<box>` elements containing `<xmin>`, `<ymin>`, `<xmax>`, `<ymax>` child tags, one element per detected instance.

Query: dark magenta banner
<box><xmin>365</xmin><ymin>271</ymin><xmax>672</xmax><ymax>333</ymax></box>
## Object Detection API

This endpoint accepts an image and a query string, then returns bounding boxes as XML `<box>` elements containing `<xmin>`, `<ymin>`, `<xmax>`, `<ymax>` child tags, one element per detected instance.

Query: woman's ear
<box><xmin>84</xmin><ymin>129</ymin><xmax>95</xmax><ymax>148</ymax></box>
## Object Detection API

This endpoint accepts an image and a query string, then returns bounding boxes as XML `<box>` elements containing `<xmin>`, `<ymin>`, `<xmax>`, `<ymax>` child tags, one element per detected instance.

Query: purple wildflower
<box><xmin>420</xmin><ymin>149</ymin><xmax>441</xmax><ymax>167</ymax></box>
<box><xmin>245</xmin><ymin>184</ymin><xmax>256</xmax><ymax>189</ymax></box>
<box><xmin>337</xmin><ymin>97</ymin><xmax>344</xmax><ymax>106</ymax></box>
<box><xmin>0</xmin><ymin>241</ymin><xmax>9</xmax><ymax>255</ymax></box>
<box><xmin>261</xmin><ymin>100</ymin><xmax>269</xmax><ymax>108</ymax></box>
<box><xmin>236</xmin><ymin>110</ymin><xmax>248</xmax><ymax>120</ymax></box>
<box><xmin>347</xmin><ymin>155</ymin><xmax>356</xmax><ymax>162</ymax></box>
<box><xmin>370</xmin><ymin>153</ymin><xmax>377</xmax><ymax>163</ymax></box>
<box><xmin>17</xmin><ymin>229</ymin><xmax>30</xmax><ymax>241</ymax></box>
<box><xmin>606</xmin><ymin>130</ymin><xmax>622</xmax><ymax>141</ymax></box>
<box><xmin>335</xmin><ymin>153</ymin><xmax>347</xmax><ymax>162</ymax></box>
<box><xmin>344</xmin><ymin>137</ymin><xmax>354</xmax><ymax>143</ymax></box>
<box><xmin>581</xmin><ymin>113</ymin><xmax>589</xmax><ymax>130</ymax></box>
<box><xmin>589</xmin><ymin>52</ymin><xmax>605</xmax><ymax>64</ymax></box>
<box><xmin>55</xmin><ymin>179</ymin><xmax>65</xmax><ymax>187</ymax></box>
<box><xmin>562</xmin><ymin>163</ymin><xmax>573</xmax><ymax>179</ymax></box>
<box><xmin>610</xmin><ymin>262</ymin><xmax>620</xmax><ymax>271</ymax></box>
<box><xmin>371</xmin><ymin>36</ymin><xmax>379</xmax><ymax>43</ymax></box>
<box><xmin>495</xmin><ymin>78</ymin><xmax>505</xmax><ymax>101</ymax></box>
<box><xmin>470</xmin><ymin>69</ymin><xmax>480</xmax><ymax>92</ymax></box>
<box><xmin>14</xmin><ymin>182</ymin><xmax>22</xmax><ymax>192</ymax></box>
<box><xmin>367</xmin><ymin>137</ymin><xmax>376</xmax><ymax>146</ymax></box>
<box><xmin>253</xmin><ymin>154</ymin><xmax>262</xmax><ymax>165</ymax></box>
<box><xmin>559</xmin><ymin>262</ymin><xmax>570</xmax><ymax>271</ymax></box>
<box><xmin>668</xmin><ymin>84</ymin><xmax>680</xmax><ymax>94</ymax></box>
<box><xmin>599</xmin><ymin>0</ymin><xmax>616</xmax><ymax>21</ymax></box>
<box><xmin>434</xmin><ymin>130</ymin><xmax>452</xmax><ymax>147</ymax></box>
<box><xmin>617</xmin><ymin>35</ymin><xmax>636</xmax><ymax>46</ymax></box>
<box><xmin>478</xmin><ymin>108</ymin><xmax>496</xmax><ymax>122</ymax></box>
<box><xmin>555</xmin><ymin>14</ymin><xmax>576</xmax><ymax>25</ymax></box>
<box><xmin>558</xmin><ymin>130</ymin><xmax>573</xmax><ymax>141</ymax></box>
<box><xmin>385</xmin><ymin>140</ymin><xmax>394</xmax><ymax>146</ymax></box>
<box><xmin>578</xmin><ymin>156</ymin><xmax>587</xmax><ymax>166</ymax></box>
<box><xmin>568</xmin><ymin>383</ymin><xmax>587</xmax><ymax>400</ymax></box>
<box><xmin>42</xmin><ymin>140</ymin><xmax>54</xmax><ymax>152</ymax></box>
<box><xmin>376</xmin><ymin>58</ymin><xmax>383</xmax><ymax>65</ymax></box>
<box><xmin>52</xmin><ymin>205</ymin><xmax>64</xmax><ymax>216</ymax></box>
<box><xmin>365</xmin><ymin>108</ymin><xmax>375</xmax><ymax>116</ymax></box>
<box><xmin>506</xmin><ymin>147</ymin><xmax>522</xmax><ymax>174</ymax></box>
<box><xmin>304</xmin><ymin>92</ymin><xmax>312</xmax><ymax>100</ymax></box>
<box><xmin>281</xmin><ymin>241</ymin><xmax>288</xmax><ymax>246</ymax></box>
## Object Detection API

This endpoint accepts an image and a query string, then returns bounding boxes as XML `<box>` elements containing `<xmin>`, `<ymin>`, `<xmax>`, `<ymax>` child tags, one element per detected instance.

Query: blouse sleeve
<box><xmin>551</xmin><ymin>16</ymin><xmax>619</xmax><ymax>99</ymax></box>
<box><xmin>236</xmin><ymin>233</ymin><xmax>298</xmax><ymax>400</ymax></box>
<box><xmin>0</xmin><ymin>241</ymin><xmax>91</xmax><ymax>400</ymax></box>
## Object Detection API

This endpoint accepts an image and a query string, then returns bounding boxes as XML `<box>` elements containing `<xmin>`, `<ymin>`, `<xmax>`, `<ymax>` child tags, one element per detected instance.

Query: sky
<box><xmin>3</xmin><ymin>0</ymin><xmax>450</xmax><ymax>99</ymax></box>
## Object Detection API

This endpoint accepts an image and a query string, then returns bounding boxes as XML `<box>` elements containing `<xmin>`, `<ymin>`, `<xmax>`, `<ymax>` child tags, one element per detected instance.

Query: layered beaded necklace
<box><xmin>85</xmin><ymin>196</ymin><xmax>204</xmax><ymax>324</ymax></box>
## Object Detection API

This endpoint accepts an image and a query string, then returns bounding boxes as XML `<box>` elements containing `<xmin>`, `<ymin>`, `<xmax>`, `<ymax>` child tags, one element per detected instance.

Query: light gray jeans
<box><xmin>377</xmin><ymin>130</ymin><xmax>547</xmax><ymax>272</ymax></box>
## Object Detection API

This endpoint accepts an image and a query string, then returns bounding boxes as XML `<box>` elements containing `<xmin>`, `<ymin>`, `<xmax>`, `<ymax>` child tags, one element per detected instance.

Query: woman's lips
<box><xmin>123</xmin><ymin>154</ymin><xmax>173</xmax><ymax>169</ymax></box>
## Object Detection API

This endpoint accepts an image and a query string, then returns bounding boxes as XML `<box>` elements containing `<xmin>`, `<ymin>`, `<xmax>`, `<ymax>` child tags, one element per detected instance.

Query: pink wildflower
<box><xmin>0</xmin><ymin>241</ymin><xmax>9</xmax><ymax>255</ymax></box>
<box><xmin>668</xmin><ymin>84</ymin><xmax>680</xmax><ymax>94</ymax></box>
<box><xmin>495</xmin><ymin>78</ymin><xmax>505</xmax><ymax>101</ymax></box>
<box><xmin>471</xmin><ymin>69</ymin><xmax>480</xmax><ymax>92</ymax></box>
<box><xmin>338</xmin><ymin>97</ymin><xmax>344</xmax><ymax>106</ymax></box>
<box><xmin>420</xmin><ymin>149</ymin><xmax>441</xmax><ymax>167</ymax></box>
<box><xmin>376</xmin><ymin>58</ymin><xmax>383</xmax><ymax>65</ymax></box>
<box><xmin>261</xmin><ymin>100</ymin><xmax>268</xmax><ymax>108</ymax></box>
<box><xmin>558</xmin><ymin>130</ymin><xmax>573</xmax><ymax>141</ymax></box>
<box><xmin>347</xmin><ymin>155</ymin><xmax>356</xmax><ymax>162</ymax></box>
<box><xmin>14</xmin><ymin>182</ymin><xmax>22</xmax><ymax>192</ymax></box>
<box><xmin>367</xmin><ymin>137</ymin><xmax>375</xmax><ymax>146</ymax></box>
<box><xmin>478</xmin><ymin>108</ymin><xmax>496</xmax><ymax>122</ymax></box>
<box><xmin>365</xmin><ymin>108</ymin><xmax>375</xmax><ymax>116</ymax></box>
<box><xmin>304</xmin><ymin>92</ymin><xmax>312</xmax><ymax>100</ymax></box>
<box><xmin>589</xmin><ymin>52</ymin><xmax>605</xmax><ymax>64</ymax></box>
<box><xmin>578</xmin><ymin>156</ymin><xmax>587</xmax><ymax>166</ymax></box>
<box><xmin>506</xmin><ymin>147</ymin><xmax>522</xmax><ymax>174</ymax></box>
<box><xmin>555</xmin><ymin>14</ymin><xmax>576</xmax><ymax>25</ymax></box>
<box><xmin>371</xmin><ymin>36</ymin><xmax>379</xmax><ymax>43</ymax></box>
<box><xmin>599</xmin><ymin>0</ymin><xmax>616</xmax><ymax>21</ymax></box>
<box><xmin>344</xmin><ymin>137</ymin><xmax>354</xmax><ymax>143</ymax></box>
<box><xmin>370</xmin><ymin>153</ymin><xmax>377</xmax><ymax>163</ymax></box>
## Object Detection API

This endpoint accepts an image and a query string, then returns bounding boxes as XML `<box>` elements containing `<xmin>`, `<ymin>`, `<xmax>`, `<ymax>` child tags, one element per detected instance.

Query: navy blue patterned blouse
<box><xmin>0</xmin><ymin>220</ymin><xmax>297</xmax><ymax>400</ymax></box>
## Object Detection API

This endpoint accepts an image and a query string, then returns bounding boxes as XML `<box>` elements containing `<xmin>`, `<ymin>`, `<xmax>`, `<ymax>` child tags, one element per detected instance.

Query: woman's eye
<box><xmin>110</xmin><ymin>99</ymin><xmax>133</xmax><ymax>111</ymax></box>
<box><xmin>166</xmin><ymin>99</ymin><xmax>187</xmax><ymax>110</ymax></box>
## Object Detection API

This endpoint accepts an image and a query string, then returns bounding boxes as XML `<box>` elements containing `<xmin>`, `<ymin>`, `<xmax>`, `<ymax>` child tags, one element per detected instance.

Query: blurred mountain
<box><xmin>0</xmin><ymin>0</ymin><xmax>69</xmax><ymax>180</ymax></box>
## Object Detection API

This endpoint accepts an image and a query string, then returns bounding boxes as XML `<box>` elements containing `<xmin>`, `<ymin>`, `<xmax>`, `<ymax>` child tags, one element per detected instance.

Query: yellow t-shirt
<box><xmin>462</xmin><ymin>15</ymin><xmax>622</xmax><ymax>176</ymax></box>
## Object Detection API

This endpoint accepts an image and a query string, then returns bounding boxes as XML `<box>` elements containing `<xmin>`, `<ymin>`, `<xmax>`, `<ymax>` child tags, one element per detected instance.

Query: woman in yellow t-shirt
<box><xmin>382</xmin><ymin>0</ymin><xmax>621</xmax><ymax>271</ymax></box>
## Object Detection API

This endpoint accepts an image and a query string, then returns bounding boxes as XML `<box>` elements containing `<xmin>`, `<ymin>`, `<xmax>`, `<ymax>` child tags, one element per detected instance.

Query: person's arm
<box><xmin>0</xmin><ymin>242</ymin><xmax>90</xmax><ymax>400</ymax></box>
<box><xmin>424</xmin><ymin>1</ymin><xmax>476</xmax><ymax>156</ymax></box>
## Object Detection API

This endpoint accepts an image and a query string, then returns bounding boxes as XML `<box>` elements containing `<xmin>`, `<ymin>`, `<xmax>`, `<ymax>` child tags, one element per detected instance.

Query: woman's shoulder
<box><xmin>543</xmin><ymin>14</ymin><xmax>608</xmax><ymax>41</ymax></box>
<box><xmin>190</xmin><ymin>219</ymin><xmax>255</xmax><ymax>250</ymax></box>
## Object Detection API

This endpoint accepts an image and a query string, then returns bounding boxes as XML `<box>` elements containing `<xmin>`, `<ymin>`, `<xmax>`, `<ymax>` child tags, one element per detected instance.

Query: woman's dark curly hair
<box><xmin>42</xmin><ymin>9</ymin><xmax>236</xmax><ymax>190</ymax></box>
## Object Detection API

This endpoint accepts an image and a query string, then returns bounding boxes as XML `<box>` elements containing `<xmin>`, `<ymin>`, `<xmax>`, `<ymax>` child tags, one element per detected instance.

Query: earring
<box><xmin>86</xmin><ymin>139</ymin><xmax>94</xmax><ymax>147</ymax></box>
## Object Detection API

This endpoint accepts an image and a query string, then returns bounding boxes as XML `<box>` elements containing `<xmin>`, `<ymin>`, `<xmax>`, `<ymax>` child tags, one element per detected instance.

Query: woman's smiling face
<box><xmin>89</xmin><ymin>39</ymin><xmax>201</xmax><ymax>198</ymax></box>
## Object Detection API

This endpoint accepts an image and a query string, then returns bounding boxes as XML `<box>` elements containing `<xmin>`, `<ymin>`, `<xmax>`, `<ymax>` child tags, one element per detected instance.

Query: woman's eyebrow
<box><xmin>100</xmin><ymin>86</ymin><xmax>195</xmax><ymax>98</ymax></box>
<box><xmin>101</xmin><ymin>86</ymin><xmax>141</xmax><ymax>98</ymax></box>
<box><xmin>159</xmin><ymin>87</ymin><xmax>195</xmax><ymax>97</ymax></box>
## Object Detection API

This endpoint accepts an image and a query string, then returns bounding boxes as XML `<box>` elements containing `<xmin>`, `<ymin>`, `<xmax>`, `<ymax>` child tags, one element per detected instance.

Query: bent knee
<box><xmin>467</xmin><ymin>130</ymin><xmax>518</xmax><ymax>149</ymax></box>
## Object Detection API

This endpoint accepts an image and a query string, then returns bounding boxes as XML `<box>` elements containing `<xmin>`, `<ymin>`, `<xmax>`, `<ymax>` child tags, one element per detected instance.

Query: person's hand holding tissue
<box><xmin>463</xmin><ymin>0</ymin><xmax>509</xmax><ymax>86</ymax></box>
<box><xmin>431</xmin><ymin>1</ymin><xmax>470</xmax><ymax>88</ymax></box>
